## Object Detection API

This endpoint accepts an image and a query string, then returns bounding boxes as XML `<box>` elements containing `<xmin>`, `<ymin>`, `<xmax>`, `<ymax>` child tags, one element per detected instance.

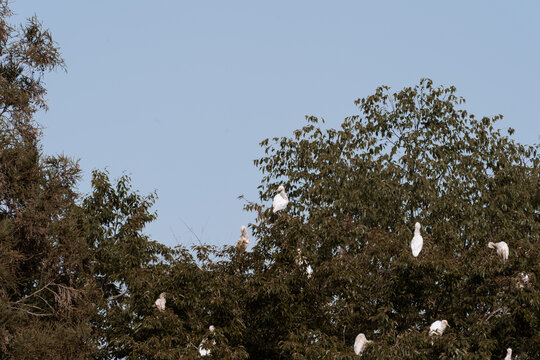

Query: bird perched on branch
<box><xmin>353</xmin><ymin>333</ymin><xmax>372</xmax><ymax>355</ymax></box>
<box><xmin>199</xmin><ymin>325</ymin><xmax>216</xmax><ymax>356</ymax></box>
<box><xmin>429</xmin><ymin>320</ymin><xmax>449</xmax><ymax>336</ymax></box>
<box><xmin>411</xmin><ymin>222</ymin><xmax>423</xmax><ymax>257</ymax></box>
<box><xmin>487</xmin><ymin>241</ymin><xmax>509</xmax><ymax>263</ymax></box>
<box><xmin>272</xmin><ymin>185</ymin><xmax>289</xmax><ymax>213</ymax></box>
<box><xmin>236</xmin><ymin>225</ymin><xmax>250</xmax><ymax>251</ymax></box>
<box><xmin>155</xmin><ymin>292</ymin><xmax>166</xmax><ymax>311</ymax></box>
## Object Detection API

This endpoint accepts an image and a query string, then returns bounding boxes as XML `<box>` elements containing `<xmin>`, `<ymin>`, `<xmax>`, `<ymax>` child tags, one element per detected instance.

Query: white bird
<box><xmin>429</xmin><ymin>320</ymin><xmax>449</xmax><ymax>336</ymax></box>
<box><xmin>411</xmin><ymin>222</ymin><xmax>423</xmax><ymax>257</ymax></box>
<box><xmin>236</xmin><ymin>225</ymin><xmax>250</xmax><ymax>251</ymax></box>
<box><xmin>306</xmin><ymin>264</ymin><xmax>313</xmax><ymax>279</ymax></box>
<box><xmin>199</xmin><ymin>325</ymin><xmax>216</xmax><ymax>356</ymax></box>
<box><xmin>353</xmin><ymin>333</ymin><xmax>372</xmax><ymax>355</ymax></box>
<box><xmin>155</xmin><ymin>292</ymin><xmax>166</xmax><ymax>311</ymax></box>
<box><xmin>487</xmin><ymin>241</ymin><xmax>509</xmax><ymax>263</ymax></box>
<box><xmin>504</xmin><ymin>348</ymin><xmax>512</xmax><ymax>360</ymax></box>
<box><xmin>272</xmin><ymin>185</ymin><xmax>289</xmax><ymax>213</ymax></box>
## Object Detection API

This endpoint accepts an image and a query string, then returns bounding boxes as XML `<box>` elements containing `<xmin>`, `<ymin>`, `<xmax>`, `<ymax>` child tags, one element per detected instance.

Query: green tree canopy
<box><xmin>0</xmin><ymin>3</ymin><xmax>169</xmax><ymax>358</ymax></box>
<box><xmin>0</xmin><ymin>2</ymin><xmax>96</xmax><ymax>357</ymax></box>
<box><xmin>105</xmin><ymin>79</ymin><xmax>539</xmax><ymax>359</ymax></box>
<box><xmin>0</xmin><ymin>1</ymin><xmax>538</xmax><ymax>358</ymax></box>
<box><xmin>241</xmin><ymin>78</ymin><xmax>539</xmax><ymax>359</ymax></box>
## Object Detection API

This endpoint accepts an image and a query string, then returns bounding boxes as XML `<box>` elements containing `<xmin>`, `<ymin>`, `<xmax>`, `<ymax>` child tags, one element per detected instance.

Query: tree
<box><xmin>0</xmin><ymin>1</ymin><xmax>101</xmax><ymax>358</ymax></box>
<box><xmin>0</xmin><ymin>3</ymin><xmax>209</xmax><ymax>358</ymax></box>
<box><xmin>239</xmin><ymin>78</ymin><xmax>539</xmax><ymax>359</ymax></box>
<box><xmin>1</xmin><ymin>1</ymin><xmax>538</xmax><ymax>357</ymax></box>
<box><xmin>83</xmin><ymin>170</ymin><xmax>181</xmax><ymax>360</ymax></box>
<box><xmin>94</xmin><ymin>80</ymin><xmax>538</xmax><ymax>359</ymax></box>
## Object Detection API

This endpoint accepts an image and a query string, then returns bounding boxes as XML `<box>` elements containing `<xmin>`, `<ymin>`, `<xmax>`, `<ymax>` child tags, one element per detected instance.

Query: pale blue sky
<box><xmin>12</xmin><ymin>1</ymin><xmax>539</xmax><ymax>248</ymax></box>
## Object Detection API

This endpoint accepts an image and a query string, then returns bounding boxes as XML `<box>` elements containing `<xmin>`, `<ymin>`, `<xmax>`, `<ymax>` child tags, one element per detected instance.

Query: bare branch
<box><xmin>13</xmin><ymin>281</ymin><xmax>53</xmax><ymax>304</ymax></box>
<box><xmin>179</xmin><ymin>217</ymin><xmax>203</xmax><ymax>246</ymax></box>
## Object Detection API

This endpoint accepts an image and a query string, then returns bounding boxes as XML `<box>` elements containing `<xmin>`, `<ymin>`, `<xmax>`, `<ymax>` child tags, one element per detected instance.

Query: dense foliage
<box><xmin>245</xmin><ymin>79</ymin><xmax>539</xmax><ymax>359</ymax></box>
<box><xmin>0</xmin><ymin>2</ymin><xmax>538</xmax><ymax>359</ymax></box>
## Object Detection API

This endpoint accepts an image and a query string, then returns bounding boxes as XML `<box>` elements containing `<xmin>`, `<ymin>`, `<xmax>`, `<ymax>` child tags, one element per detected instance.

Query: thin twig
<box><xmin>179</xmin><ymin>217</ymin><xmax>203</xmax><ymax>246</ymax></box>
<box><xmin>13</xmin><ymin>281</ymin><xmax>53</xmax><ymax>304</ymax></box>
<box><xmin>21</xmin><ymin>310</ymin><xmax>53</xmax><ymax>317</ymax></box>
<box><xmin>170</xmin><ymin>226</ymin><xmax>181</xmax><ymax>244</ymax></box>
<box><xmin>36</xmin><ymin>294</ymin><xmax>55</xmax><ymax>312</ymax></box>
<box><xmin>108</xmin><ymin>290</ymin><xmax>128</xmax><ymax>301</ymax></box>
<box><xmin>484</xmin><ymin>307</ymin><xmax>503</xmax><ymax>322</ymax></box>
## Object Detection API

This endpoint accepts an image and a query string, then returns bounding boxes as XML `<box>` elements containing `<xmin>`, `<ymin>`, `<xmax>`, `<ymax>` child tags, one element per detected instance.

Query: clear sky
<box><xmin>11</xmin><ymin>1</ymin><xmax>540</xmax><ymax>248</ymax></box>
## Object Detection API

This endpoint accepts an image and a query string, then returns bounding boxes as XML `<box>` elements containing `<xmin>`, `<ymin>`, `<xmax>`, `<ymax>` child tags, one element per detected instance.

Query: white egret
<box><xmin>155</xmin><ymin>292</ymin><xmax>166</xmax><ymax>311</ymax></box>
<box><xmin>353</xmin><ymin>333</ymin><xmax>372</xmax><ymax>355</ymax></box>
<box><xmin>429</xmin><ymin>320</ymin><xmax>449</xmax><ymax>336</ymax></box>
<box><xmin>306</xmin><ymin>265</ymin><xmax>313</xmax><ymax>279</ymax></box>
<box><xmin>411</xmin><ymin>222</ymin><xmax>423</xmax><ymax>257</ymax></box>
<box><xmin>272</xmin><ymin>185</ymin><xmax>289</xmax><ymax>213</ymax></box>
<box><xmin>504</xmin><ymin>348</ymin><xmax>512</xmax><ymax>360</ymax></box>
<box><xmin>487</xmin><ymin>241</ymin><xmax>509</xmax><ymax>263</ymax></box>
<box><xmin>199</xmin><ymin>325</ymin><xmax>216</xmax><ymax>356</ymax></box>
<box><xmin>236</xmin><ymin>225</ymin><xmax>250</xmax><ymax>251</ymax></box>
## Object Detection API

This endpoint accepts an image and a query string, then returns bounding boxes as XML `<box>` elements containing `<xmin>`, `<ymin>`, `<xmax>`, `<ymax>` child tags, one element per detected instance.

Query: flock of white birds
<box><xmin>407</xmin><ymin>213</ymin><xmax>513</xmax><ymax>358</ymax></box>
<box><xmin>152</xmin><ymin>185</ymin><xmax>519</xmax><ymax>358</ymax></box>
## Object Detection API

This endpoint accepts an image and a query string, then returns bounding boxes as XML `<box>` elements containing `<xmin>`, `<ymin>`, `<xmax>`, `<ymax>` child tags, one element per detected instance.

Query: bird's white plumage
<box><xmin>198</xmin><ymin>341</ymin><xmax>214</xmax><ymax>357</ymax></box>
<box><xmin>272</xmin><ymin>185</ymin><xmax>289</xmax><ymax>213</ymax></box>
<box><xmin>236</xmin><ymin>225</ymin><xmax>250</xmax><ymax>251</ymax></box>
<box><xmin>504</xmin><ymin>348</ymin><xmax>512</xmax><ymax>360</ymax></box>
<box><xmin>411</xmin><ymin>222</ymin><xmax>423</xmax><ymax>257</ymax></box>
<box><xmin>353</xmin><ymin>333</ymin><xmax>372</xmax><ymax>355</ymax></box>
<box><xmin>199</xmin><ymin>326</ymin><xmax>216</xmax><ymax>356</ymax></box>
<box><xmin>155</xmin><ymin>292</ymin><xmax>166</xmax><ymax>311</ymax></box>
<box><xmin>429</xmin><ymin>320</ymin><xmax>448</xmax><ymax>336</ymax></box>
<box><xmin>487</xmin><ymin>241</ymin><xmax>509</xmax><ymax>263</ymax></box>
<box><xmin>306</xmin><ymin>265</ymin><xmax>313</xmax><ymax>279</ymax></box>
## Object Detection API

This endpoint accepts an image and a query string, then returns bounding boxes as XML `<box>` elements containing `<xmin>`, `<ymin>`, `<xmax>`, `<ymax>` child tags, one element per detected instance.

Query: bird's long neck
<box><xmin>280</xmin><ymin>190</ymin><xmax>288</xmax><ymax>201</ymax></box>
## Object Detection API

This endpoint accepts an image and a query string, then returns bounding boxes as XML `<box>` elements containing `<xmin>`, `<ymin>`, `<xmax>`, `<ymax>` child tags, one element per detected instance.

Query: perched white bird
<box><xmin>272</xmin><ymin>185</ymin><xmax>289</xmax><ymax>213</ymax></box>
<box><xmin>353</xmin><ymin>333</ymin><xmax>372</xmax><ymax>355</ymax></box>
<box><xmin>504</xmin><ymin>348</ymin><xmax>512</xmax><ymax>360</ymax></box>
<box><xmin>487</xmin><ymin>241</ymin><xmax>509</xmax><ymax>263</ymax></box>
<box><xmin>155</xmin><ymin>292</ymin><xmax>166</xmax><ymax>311</ymax></box>
<box><xmin>429</xmin><ymin>320</ymin><xmax>449</xmax><ymax>336</ymax></box>
<box><xmin>411</xmin><ymin>222</ymin><xmax>423</xmax><ymax>257</ymax></box>
<box><xmin>236</xmin><ymin>225</ymin><xmax>250</xmax><ymax>251</ymax></box>
<box><xmin>306</xmin><ymin>265</ymin><xmax>313</xmax><ymax>279</ymax></box>
<box><xmin>199</xmin><ymin>325</ymin><xmax>216</xmax><ymax>356</ymax></box>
